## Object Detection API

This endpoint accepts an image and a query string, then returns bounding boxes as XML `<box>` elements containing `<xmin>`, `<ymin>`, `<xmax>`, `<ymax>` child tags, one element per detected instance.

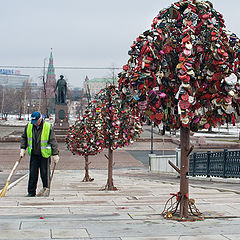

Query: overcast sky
<box><xmin>1</xmin><ymin>0</ymin><xmax>240</xmax><ymax>88</ymax></box>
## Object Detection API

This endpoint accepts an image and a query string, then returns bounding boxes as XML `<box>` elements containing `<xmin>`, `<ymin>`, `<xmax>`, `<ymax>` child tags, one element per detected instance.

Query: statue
<box><xmin>54</xmin><ymin>75</ymin><xmax>67</xmax><ymax>104</ymax></box>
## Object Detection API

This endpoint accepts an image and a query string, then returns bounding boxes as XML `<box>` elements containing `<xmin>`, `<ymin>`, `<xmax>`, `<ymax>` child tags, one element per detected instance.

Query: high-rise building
<box><xmin>0</xmin><ymin>69</ymin><xmax>30</xmax><ymax>88</ymax></box>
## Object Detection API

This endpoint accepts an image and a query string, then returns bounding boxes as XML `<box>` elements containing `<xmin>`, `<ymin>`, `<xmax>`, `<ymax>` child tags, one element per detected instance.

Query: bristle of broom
<box><xmin>0</xmin><ymin>181</ymin><xmax>10</xmax><ymax>197</ymax></box>
<box><xmin>42</xmin><ymin>188</ymin><xmax>50</xmax><ymax>197</ymax></box>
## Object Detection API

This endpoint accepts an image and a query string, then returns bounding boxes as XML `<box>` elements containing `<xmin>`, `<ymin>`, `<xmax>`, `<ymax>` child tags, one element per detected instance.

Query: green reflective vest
<box><xmin>27</xmin><ymin>122</ymin><xmax>52</xmax><ymax>158</ymax></box>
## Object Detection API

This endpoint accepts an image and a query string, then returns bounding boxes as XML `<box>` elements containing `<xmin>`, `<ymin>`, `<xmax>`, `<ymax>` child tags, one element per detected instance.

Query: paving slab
<box><xmin>121</xmin><ymin>237</ymin><xmax>179</xmax><ymax>240</ymax></box>
<box><xmin>0</xmin><ymin>220</ymin><xmax>21</xmax><ymax>230</ymax></box>
<box><xmin>0</xmin><ymin>200</ymin><xmax>18</xmax><ymax>206</ymax></box>
<box><xmin>179</xmin><ymin>236</ymin><xmax>227</xmax><ymax>240</ymax></box>
<box><xmin>0</xmin><ymin>206</ymin><xmax>70</xmax><ymax>215</ymax></box>
<box><xmin>69</xmin><ymin>205</ymin><xmax>153</xmax><ymax>214</ymax></box>
<box><xmin>1</xmin><ymin>169</ymin><xmax>240</xmax><ymax>239</ymax></box>
<box><xmin>21</xmin><ymin>220</ymin><xmax>84</xmax><ymax>229</ymax></box>
<box><xmin>79</xmin><ymin>220</ymin><xmax>184</xmax><ymax>238</ymax></box>
<box><xmin>18</xmin><ymin>200</ymin><xmax>113</xmax><ymax>206</ymax></box>
<box><xmin>51</xmin><ymin>228</ymin><xmax>89</xmax><ymax>238</ymax></box>
<box><xmin>129</xmin><ymin>213</ymin><xmax>162</xmax><ymax>220</ymax></box>
<box><xmin>223</xmin><ymin>235</ymin><xmax>240</xmax><ymax>240</ymax></box>
<box><xmin>86</xmin><ymin>238</ymin><xmax>121</xmax><ymax>240</ymax></box>
<box><xmin>177</xmin><ymin>221</ymin><xmax>240</xmax><ymax>235</ymax></box>
<box><xmin>112</xmin><ymin>199</ymin><xmax>167</xmax><ymax>206</ymax></box>
<box><xmin>200</xmin><ymin>197</ymin><xmax>240</xmax><ymax>204</ymax></box>
<box><xmin>0</xmin><ymin>229</ymin><xmax>50</xmax><ymax>239</ymax></box>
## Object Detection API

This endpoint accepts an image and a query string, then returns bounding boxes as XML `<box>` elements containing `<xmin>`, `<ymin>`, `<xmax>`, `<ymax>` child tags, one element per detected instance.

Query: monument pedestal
<box><xmin>54</xmin><ymin>104</ymin><xmax>69</xmax><ymax>129</ymax></box>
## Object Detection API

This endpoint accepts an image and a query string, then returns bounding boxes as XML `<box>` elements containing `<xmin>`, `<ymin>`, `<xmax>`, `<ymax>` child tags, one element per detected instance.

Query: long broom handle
<box><xmin>7</xmin><ymin>157</ymin><xmax>22</xmax><ymax>182</ymax></box>
<box><xmin>49</xmin><ymin>162</ymin><xmax>56</xmax><ymax>187</ymax></box>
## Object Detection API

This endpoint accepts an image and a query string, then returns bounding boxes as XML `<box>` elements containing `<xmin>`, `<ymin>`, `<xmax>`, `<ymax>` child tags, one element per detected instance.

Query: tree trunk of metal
<box><xmin>180</xmin><ymin>126</ymin><xmax>190</xmax><ymax>218</ymax></box>
<box><xmin>106</xmin><ymin>146</ymin><xmax>114</xmax><ymax>190</ymax></box>
<box><xmin>82</xmin><ymin>155</ymin><xmax>90</xmax><ymax>182</ymax></box>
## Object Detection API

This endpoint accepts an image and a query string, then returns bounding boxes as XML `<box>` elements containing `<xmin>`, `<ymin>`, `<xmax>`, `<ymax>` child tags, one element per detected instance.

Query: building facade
<box><xmin>0</xmin><ymin>69</ymin><xmax>30</xmax><ymax>88</ymax></box>
<box><xmin>83</xmin><ymin>76</ymin><xmax>115</xmax><ymax>98</ymax></box>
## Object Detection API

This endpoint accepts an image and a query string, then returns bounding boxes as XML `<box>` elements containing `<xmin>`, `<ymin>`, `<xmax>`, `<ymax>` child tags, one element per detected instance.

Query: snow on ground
<box><xmin>1</xmin><ymin>114</ymin><xmax>240</xmax><ymax>138</ymax></box>
<box><xmin>0</xmin><ymin>114</ymin><xmax>77</xmax><ymax>126</ymax></box>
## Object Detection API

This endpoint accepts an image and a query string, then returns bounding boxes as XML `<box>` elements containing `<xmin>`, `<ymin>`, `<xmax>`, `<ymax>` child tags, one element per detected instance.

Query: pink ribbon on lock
<box><xmin>194</xmin><ymin>117</ymin><xmax>200</xmax><ymax>123</ymax></box>
<box><xmin>159</xmin><ymin>92</ymin><xmax>167</xmax><ymax>98</ymax></box>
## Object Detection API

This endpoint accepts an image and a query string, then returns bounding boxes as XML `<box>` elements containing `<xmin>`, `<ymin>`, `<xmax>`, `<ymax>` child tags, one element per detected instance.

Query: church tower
<box><xmin>45</xmin><ymin>49</ymin><xmax>56</xmax><ymax>98</ymax></box>
<box><xmin>45</xmin><ymin>49</ymin><xmax>56</xmax><ymax>114</ymax></box>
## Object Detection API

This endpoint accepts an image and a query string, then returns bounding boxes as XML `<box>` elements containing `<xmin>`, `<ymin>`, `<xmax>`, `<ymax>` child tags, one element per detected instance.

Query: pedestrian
<box><xmin>20</xmin><ymin>111</ymin><xmax>59</xmax><ymax>197</ymax></box>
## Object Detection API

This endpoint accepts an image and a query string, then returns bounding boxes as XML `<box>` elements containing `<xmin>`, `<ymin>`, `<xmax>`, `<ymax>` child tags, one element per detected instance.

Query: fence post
<box><xmin>223</xmin><ymin>149</ymin><xmax>228</xmax><ymax>178</ymax></box>
<box><xmin>207</xmin><ymin>151</ymin><xmax>211</xmax><ymax>177</ymax></box>
<box><xmin>192</xmin><ymin>152</ymin><xmax>196</xmax><ymax>177</ymax></box>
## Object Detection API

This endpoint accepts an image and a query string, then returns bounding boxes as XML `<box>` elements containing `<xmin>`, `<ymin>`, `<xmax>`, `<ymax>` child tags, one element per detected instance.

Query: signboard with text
<box><xmin>0</xmin><ymin>69</ymin><xmax>21</xmax><ymax>75</ymax></box>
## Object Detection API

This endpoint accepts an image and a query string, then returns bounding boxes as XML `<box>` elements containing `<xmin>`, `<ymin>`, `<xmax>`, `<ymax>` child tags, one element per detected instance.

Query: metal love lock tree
<box><xmin>118</xmin><ymin>0</ymin><xmax>240</xmax><ymax>219</ymax></box>
<box><xmin>65</xmin><ymin>102</ymin><xmax>105</xmax><ymax>182</ymax></box>
<box><xmin>95</xmin><ymin>85</ymin><xmax>143</xmax><ymax>190</ymax></box>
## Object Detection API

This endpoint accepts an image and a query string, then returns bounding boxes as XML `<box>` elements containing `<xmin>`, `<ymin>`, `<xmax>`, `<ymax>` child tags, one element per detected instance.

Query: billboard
<box><xmin>0</xmin><ymin>69</ymin><xmax>21</xmax><ymax>75</ymax></box>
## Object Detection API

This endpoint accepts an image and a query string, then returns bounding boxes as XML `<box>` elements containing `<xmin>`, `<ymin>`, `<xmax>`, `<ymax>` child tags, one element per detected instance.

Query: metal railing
<box><xmin>189</xmin><ymin>149</ymin><xmax>240</xmax><ymax>178</ymax></box>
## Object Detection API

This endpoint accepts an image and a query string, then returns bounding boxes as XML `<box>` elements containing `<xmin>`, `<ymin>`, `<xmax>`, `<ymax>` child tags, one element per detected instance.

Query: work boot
<box><xmin>25</xmin><ymin>193</ymin><xmax>35</xmax><ymax>197</ymax></box>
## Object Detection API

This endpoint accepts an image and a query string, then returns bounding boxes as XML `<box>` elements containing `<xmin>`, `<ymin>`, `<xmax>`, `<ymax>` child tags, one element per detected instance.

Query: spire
<box><xmin>85</xmin><ymin>75</ymin><xmax>89</xmax><ymax>82</ymax></box>
<box><xmin>45</xmin><ymin>48</ymin><xmax>56</xmax><ymax>98</ymax></box>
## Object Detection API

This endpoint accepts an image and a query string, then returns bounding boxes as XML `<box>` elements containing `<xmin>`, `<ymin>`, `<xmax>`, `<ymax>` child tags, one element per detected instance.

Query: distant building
<box><xmin>0</xmin><ymin>69</ymin><xmax>30</xmax><ymax>88</ymax></box>
<box><xmin>83</xmin><ymin>76</ymin><xmax>115</xmax><ymax>98</ymax></box>
<box><xmin>45</xmin><ymin>50</ymin><xmax>56</xmax><ymax>98</ymax></box>
<box><xmin>45</xmin><ymin>50</ymin><xmax>57</xmax><ymax>114</ymax></box>
<box><xmin>70</xmin><ymin>87</ymin><xmax>84</xmax><ymax>101</ymax></box>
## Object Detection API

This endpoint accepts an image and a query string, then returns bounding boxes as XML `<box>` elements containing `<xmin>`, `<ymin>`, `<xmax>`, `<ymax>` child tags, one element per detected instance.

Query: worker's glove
<box><xmin>52</xmin><ymin>155</ymin><xmax>59</xmax><ymax>164</ymax></box>
<box><xmin>20</xmin><ymin>149</ymin><xmax>26</xmax><ymax>158</ymax></box>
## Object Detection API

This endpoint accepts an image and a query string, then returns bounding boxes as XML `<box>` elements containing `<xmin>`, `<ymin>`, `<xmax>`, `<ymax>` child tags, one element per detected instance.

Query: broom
<box><xmin>0</xmin><ymin>156</ymin><xmax>22</xmax><ymax>198</ymax></box>
<box><xmin>41</xmin><ymin>162</ymin><xmax>56</xmax><ymax>197</ymax></box>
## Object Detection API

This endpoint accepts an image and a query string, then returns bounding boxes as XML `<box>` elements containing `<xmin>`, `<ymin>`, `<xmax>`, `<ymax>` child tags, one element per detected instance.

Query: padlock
<box><xmin>117</xmin><ymin>0</ymin><xmax>240</xmax><ymax>131</ymax></box>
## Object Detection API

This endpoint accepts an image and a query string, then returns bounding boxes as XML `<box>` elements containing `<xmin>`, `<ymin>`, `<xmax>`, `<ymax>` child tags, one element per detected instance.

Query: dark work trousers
<box><xmin>28</xmin><ymin>154</ymin><xmax>50</xmax><ymax>195</ymax></box>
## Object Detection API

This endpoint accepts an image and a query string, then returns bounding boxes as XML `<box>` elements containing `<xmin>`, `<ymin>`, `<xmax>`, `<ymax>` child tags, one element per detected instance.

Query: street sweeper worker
<box><xmin>20</xmin><ymin>111</ymin><xmax>59</xmax><ymax>197</ymax></box>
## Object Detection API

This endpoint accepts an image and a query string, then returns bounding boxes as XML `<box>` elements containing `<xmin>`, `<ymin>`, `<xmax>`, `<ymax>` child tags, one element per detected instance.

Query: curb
<box><xmin>171</xmin><ymin>137</ymin><xmax>240</xmax><ymax>149</ymax></box>
<box><xmin>158</xmin><ymin>176</ymin><xmax>240</xmax><ymax>194</ymax></box>
<box><xmin>189</xmin><ymin>176</ymin><xmax>240</xmax><ymax>184</ymax></box>
<box><xmin>0</xmin><ymin>137</ymin><xmax>21</xmax><ymax>142</ymax></box>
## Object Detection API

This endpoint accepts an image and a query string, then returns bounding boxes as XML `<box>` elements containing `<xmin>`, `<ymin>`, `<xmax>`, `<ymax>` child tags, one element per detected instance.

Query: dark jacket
<box><xmin>20</xmin><ymin>120</ymin><xmax>59</xmax><ymax>157</ymax></box>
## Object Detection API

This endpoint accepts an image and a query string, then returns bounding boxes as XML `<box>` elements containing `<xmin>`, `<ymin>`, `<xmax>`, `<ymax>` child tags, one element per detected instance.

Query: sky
<box><xmin>1</xmin><ymin>0</ymin><xmax>240</xmax><ymax>88</ymax></box>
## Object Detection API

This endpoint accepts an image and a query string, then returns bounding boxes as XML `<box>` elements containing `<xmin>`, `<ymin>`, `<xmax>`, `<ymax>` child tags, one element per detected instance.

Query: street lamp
<box><xmin>27</xmin><ymin>103</ymin><xmax>30</xmax><ymax>121</ymax></box>
<box><xmin>1</xmin><ymin>85</ymin><xmax>5</xmax><ymax>120</ymax></box>
<box><xmin>150</xmin><ymin>121</ymin><xmax>154</xmax><ymax>154</ymax></box>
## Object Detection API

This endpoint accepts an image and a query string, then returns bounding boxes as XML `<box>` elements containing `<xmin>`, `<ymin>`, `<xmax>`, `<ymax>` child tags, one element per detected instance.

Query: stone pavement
<box><xmin>1</xmin><ymin>122</ymin><xmax>240</xmax><ymax>150</ymax></box>
<box><xmin>1</xmin><ymin>167</ymin><xmax>240</xmax><ymax>240</ymax></box>
<box><xmin>0</xmin><ymin>139</ymin><xmax>176</xmax><ymax>171</ymax></box>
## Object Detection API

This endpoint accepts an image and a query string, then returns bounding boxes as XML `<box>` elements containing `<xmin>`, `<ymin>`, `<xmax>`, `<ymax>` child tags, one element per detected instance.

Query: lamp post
<box><xmin>150</xmin><ymin>121</ymin><xmax>154</xmax><ymax>154</ymax></box>
<box><xmin>27</xmin><ymin>103</ymin><xmax>30</xmax><ymax>121</ymax></box>
<box><xmin>1</xmin><ymin>85</ymin><xmax>5</xmax><ymax>120</ymax></box>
